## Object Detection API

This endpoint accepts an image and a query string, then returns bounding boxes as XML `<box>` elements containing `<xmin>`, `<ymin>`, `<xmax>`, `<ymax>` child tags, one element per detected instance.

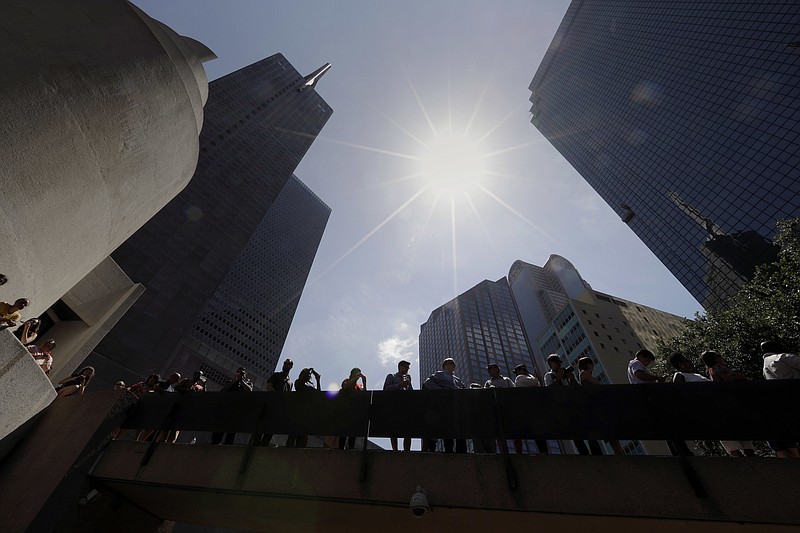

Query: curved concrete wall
<box><xmin>0</xmin><ymin>0</ymin><xmax>214</xmax><ymax>316</ymax></box>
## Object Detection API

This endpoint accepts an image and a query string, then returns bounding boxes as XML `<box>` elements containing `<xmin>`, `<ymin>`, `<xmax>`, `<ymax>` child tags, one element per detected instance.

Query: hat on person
<box><xmin>513</xmin><ymin>364</ymin><xmax>527</xmax><ymax>375</ymax></box>
<box><xmin>442</xmin><ymin>357</ymin><xmax>456</xmax><ymax>367</ymax></box>
<box><xmin>399</xmin><ymin>360</ymin><xmax>411</xmax><ymax>367</ymax></box>
<box><xmin>486</xmin><ymin>363</ymin><xmax>500</xmax><ymax>370</ymax></box>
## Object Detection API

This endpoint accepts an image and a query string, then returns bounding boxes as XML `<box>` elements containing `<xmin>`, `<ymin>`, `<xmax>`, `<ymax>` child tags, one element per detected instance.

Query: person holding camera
<box><xmin>383</xmin><ymin>360</ymin><xmax>413</xmax><ymax>452</ymax></box>
<box><xmin>287</xmin><ymin>367</ymin><xmax>322</xmax><ymax>448</ymax></box>
<box><xmin>55</xmin><ymin>366</ymin><xmax>95</xmax><ymax>397</ymax></box>
<box><xmin>27</xmin><ymin>338</ymin><xmax>56</xmax><ymax>375</ymax></box>
<box><xmin>14</xmin><ymin>317</ymin><xmax>41</xmax><ymax>345</ymax></box>
<box><xmin>253</xmin><ymin>359</ymin><xmax>294</xmax><ymax>447</ymax></box>
<box><xmin>174</xmin><ymin>370</ymin><xmax>207</xmax><ymax>393</ymax></box>
<box><xmin>543</xmin><ymin>354</ymin><xmax>577</xmax><ymax>386</ymax></box>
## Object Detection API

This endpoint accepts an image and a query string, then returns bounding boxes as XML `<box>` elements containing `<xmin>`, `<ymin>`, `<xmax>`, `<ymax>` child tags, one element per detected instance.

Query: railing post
<box><xmin>140</xmin><ymin>399</ymin><xmax>180</xmax><ymax>467</ymax></box>
<box><xmin>646</xmin><ymin>395</ymin><xmax>707</xmax><ymax>498</ymax></box>
<box><xmin>492</xmin><ymin>388</ymin><xmax>518</xmax><ymax>490</ymax></box>
<box><xmin>359</xmin><ymin>391</ymin><xmax>373</xmax><ymax>482</ymax></box>
<box><xmin>239</xmin><ymin>400</ymin><xmax>268</xmax><ymax>474</ymax></box>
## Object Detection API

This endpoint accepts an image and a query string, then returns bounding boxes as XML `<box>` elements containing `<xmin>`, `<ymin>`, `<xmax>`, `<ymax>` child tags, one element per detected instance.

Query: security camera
<box><xmin>410</xmin><ymin>486</ymin><xmax>430</xmax><ymax>518</ymax></box>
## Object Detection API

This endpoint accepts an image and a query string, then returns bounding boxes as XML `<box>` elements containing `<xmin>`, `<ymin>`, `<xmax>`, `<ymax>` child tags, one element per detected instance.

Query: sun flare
<box><xmin>416</xmin><ymin>134</ymin><xmax>487</xmax><ymax>197</ymax></box>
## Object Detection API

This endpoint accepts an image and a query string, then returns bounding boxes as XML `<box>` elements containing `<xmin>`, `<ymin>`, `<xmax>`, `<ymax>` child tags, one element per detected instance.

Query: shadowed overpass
<box><xmin>92</xmin><ymin>441</ymin><xmax>800</xmax><ymax>532</ymax></box>
<box><xmin>2</xmin><ymin>382</ymin><xmax>800</xmax><ymax>531</ymax></box>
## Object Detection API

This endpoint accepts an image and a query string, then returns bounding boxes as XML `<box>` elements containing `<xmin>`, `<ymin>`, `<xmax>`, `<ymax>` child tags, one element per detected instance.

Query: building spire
<box><xmin>299</xmin><ymin>63</ymin><xmax>331</xmax><ymax>91</ymax></box>
<box><xmin>669</xmin><ymin>192</ymin><xmax>724</xmax><ymax>237</ymax></box>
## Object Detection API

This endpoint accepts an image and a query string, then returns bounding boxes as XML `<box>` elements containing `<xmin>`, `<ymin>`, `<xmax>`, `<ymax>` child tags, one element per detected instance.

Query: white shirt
<box><xmin>627</xmin><ymin>359</ymin><xmax>652</xmax><ymax>384</ymax></box>
<box><xmin>763</xmin><ymin>352</ymin><xmax>800</xmax><ymax>380</ymax></box>
<box><xmin>484</xmin><ymin>376</ymin><xmax>515</xmax><ymax>388</ymax></box>
<box><xmin>514</xmin><ymin>374</ymin><xmax>540</xmax><ymax>387</ymax></box>
<box><xmin>674</xmin><ymin>372</ymin><xmax>709</xmax><ymax>383</ymax></box>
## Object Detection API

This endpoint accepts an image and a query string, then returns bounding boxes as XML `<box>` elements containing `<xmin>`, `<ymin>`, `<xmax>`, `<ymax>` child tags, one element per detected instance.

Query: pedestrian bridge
<box><xmin>3</xmin><ymin>382</ymin><xmax>800</xmax><ymax>532</ymax></box>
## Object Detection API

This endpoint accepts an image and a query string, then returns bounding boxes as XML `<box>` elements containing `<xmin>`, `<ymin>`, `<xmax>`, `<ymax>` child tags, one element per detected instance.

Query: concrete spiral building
<box><xmin>0</xmin><ymin>0</ymin><xmax>214</xmax><ymax>446</ymax></box>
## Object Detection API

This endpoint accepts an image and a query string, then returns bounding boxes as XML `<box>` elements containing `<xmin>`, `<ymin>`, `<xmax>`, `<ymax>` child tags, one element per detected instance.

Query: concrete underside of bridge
<box><xmin>92</xmin><ymin>442</ymin><xmax>800</xmax><ymax>532</ymax></box>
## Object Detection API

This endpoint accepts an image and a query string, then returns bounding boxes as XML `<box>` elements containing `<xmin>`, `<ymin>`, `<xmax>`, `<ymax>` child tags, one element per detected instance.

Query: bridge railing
<box><xmin>120</xmin><ymin>380</ymin><xmax>800</xmax><ymax>442</ymax></box>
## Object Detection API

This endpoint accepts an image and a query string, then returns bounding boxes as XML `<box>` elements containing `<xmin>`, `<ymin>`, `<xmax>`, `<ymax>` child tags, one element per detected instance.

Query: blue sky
<box><xmin>135</xmin><ymin>0</ymin><xmax>702</xmax><ymax>391</ymax></box>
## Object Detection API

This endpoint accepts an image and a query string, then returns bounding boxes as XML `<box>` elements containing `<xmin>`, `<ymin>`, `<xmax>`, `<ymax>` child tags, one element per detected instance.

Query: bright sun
<box><xmin>416</xmin><ymin>134</ymin><xmax>486</xmax><ymax>196</ymax></box>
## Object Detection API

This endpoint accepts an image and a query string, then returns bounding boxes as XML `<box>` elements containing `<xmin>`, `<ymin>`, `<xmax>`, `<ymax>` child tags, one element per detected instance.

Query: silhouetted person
<box><xmin>627</xmin><ymin>349</ymin><xmax>666</xmax><ymax>384</ymax></box>
<box><xmin>255</xmin><ymin>359</ymin><xmax>294</xmax><ymax>447</ymax></box>
<box><xmin>212</xmin><ymin>367</ymin><xmax>252</xmax><ymax>445</ymax></box>
<box><xmin>338</xmin><ymin>368</ymin><xmax>367</xmax><ymax>450</ymax></box>
<box><xmin>578</xmin><ymin>357</ymin><xmax>621</xmax><ymax>455</ymax></box>
<box><xmin>423</xmin><ymin>357</ymin><xmax>466</xmax><ymax>453</ymax></box>
<box><xmin>760</xmin><ymin>341</ymin><xmax>800</xmax><ymax>458</ymax></box>
<box><xmin>513</xmin><ymin>364</ymin><xmax>548</xmax><ymax>455</ymax></box>
<box><xmin>288</xmin><ymin>368</ymin><xmax>322</xmax><ymax>448</ymax></box>
<box><xmin>14</xmin><ymin>318</ymin><xmax>40</xmax><ymax>345</ymax></box>
<box><xmin>174</xmin><ymin>371</ymin><xmax>207</xmax><ymax>392</ymax></box>
<box><xmin>56</xmin><ymin>366</ymin><xmax>94</xmax><ymax>397</ymax></box>
<box><xmin>383</xmin><ymin>360</ymin><xmax>413</xmax><ymax>452</ymax></box>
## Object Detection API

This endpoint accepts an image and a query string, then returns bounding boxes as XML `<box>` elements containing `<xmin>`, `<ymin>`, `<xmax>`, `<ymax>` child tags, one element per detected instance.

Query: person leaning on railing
<box><xmin>383</xmin><ymin>360</ymin><xmax>413</xmax><ymax>452</ymax></box>
<box><xmin>287</xmin><ymin>367</ymin><xmax>321</xmax><ymax>449</ymax></box>
<box><xmin>760</xmin><ymin>341</ymin><xmax>800</xmax><ymax>458</ymax></box>
<box><xmin>512</xmin><ymin>364</ymin><xmax>549</xmax><ymax>455</ymax></box>
<box><xmin>338</xmin><ymin>368</ymin><xmax>367</xmax><ymax>450</ymax></box>
<box><xmin>211</xmin><ymin>367</ymin><xmax>252</xmax><ymax>446</ymax></box>
<box><xmin>422</xmin><ymin>357</ymin><xmax>467</xmax><ymax>453</ymax></box>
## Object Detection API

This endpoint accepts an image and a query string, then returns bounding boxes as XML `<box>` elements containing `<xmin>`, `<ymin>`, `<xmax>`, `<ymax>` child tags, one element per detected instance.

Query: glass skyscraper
<box><xmin>419</xmin><ymin>256</ymin><xmax>688</xmax><ymax>454</ymax></box>
<box><xmin>419</xmin><ymin>278</ymin><xmax>534</xmax><ymax>389</ymax></box>
<box><xmin>180</xmin><ymin>175</ymin><xmax>330</xmax><ymax>389</ymax></box>
<box><xmin>509</xmin><ymin>255</ymin><xmax>688</xmax><ymax>455</ymax></box>
<box><xmin>83</xmin><ymin>54</ymin><xmax>332</xmax><ymax>389</ymax></box>
<box><xmin>529</xmin><ymin>1</ymin><xmax>799</xmax><ymax>309</ymax></box>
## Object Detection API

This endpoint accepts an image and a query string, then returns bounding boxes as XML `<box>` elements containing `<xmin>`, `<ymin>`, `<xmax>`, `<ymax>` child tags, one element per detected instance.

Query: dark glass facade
<box><xmin>529</xmin><ymin>1</ymin><xmax>800</xmax><ymax>309</ymax></box>
<box><xmin>419</xmin><ymin>278</ymin><xmax>534</xmax><ymax>389</ymax></box>
<box><xmin>181</xmin><ymin>175</ymin><xmax>329</xmax><ymax>389</ymax></box>
<box><xmin>83</xmin><ymin>54</ymin><xmax>332</xmax><ymax>389</ymax></box>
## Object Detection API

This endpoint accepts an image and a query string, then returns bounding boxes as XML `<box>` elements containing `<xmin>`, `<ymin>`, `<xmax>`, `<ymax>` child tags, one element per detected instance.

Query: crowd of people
<box><xmin>4</xmin><ymin>291</ymin><xmax>798</xmax><ymax>457</ymax></box>
<box><xmin>410</xmin><ymin>344</ymin><xmax>799</xmax><ymax>458</ymax></box>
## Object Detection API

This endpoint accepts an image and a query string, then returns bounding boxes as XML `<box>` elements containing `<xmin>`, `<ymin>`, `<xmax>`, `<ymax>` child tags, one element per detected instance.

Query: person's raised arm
<box><xmin>634</xmin><ymin>369</ymin><xmax>663</xmax><ymax>382</ymax></box>
<box><xmin>19</xmin><ymin>320</ymin><xmax>38</xmax><ymax>344</ymax></box>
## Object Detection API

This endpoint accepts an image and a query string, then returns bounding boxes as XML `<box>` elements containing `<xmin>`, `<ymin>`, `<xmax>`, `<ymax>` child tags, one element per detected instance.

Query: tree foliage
<box><xmin>653</xmin><ymin>219</ymin><xmax>800</xmax><ymax>455</ymax></box>
<box><xmin>655</xmin><ymin>218</ymin><xmax>800</xmax><ymax>379</ymax></box>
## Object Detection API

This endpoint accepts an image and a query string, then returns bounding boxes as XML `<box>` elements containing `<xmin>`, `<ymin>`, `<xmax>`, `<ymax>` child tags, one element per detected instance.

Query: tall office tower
<box><xmin>83</xmin><ymin>55</ymin><xmax>332</xmax><ymax>389</ymax></box>
<box><xmin>509</xmin><ymin>255</ymin><xmax>687</xmax><ymax>455</ymax></box>
<box><xmin>418</xmin><ymin>278</ymin><xmax>549</xmax><ymax>453</ymax></box>
<box><xmin>178</xmin><ymin>175</ymin><xmax>330</xmax><ymax>389</ymax></box>
<box><xmin>419</xmin><ymin>278</ymin><xmax>535</xmax><ymax>386</ymax></box>
<box><xmin>529</xmin><ymin>1</ymin><xmax>800</xmax><ymax>310</ymax></box>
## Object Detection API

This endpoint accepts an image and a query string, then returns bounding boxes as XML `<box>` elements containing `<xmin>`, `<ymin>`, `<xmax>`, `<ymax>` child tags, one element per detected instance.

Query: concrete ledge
<box><xmin>92</xmin><ymin>443</ymin><xmax>800</xmax><ymax>531</ymax></box>
<box><xmin>0</xmin><ymin>330</ymin><xmax>56</xmax><ymax>446</ymax></box>
<box><xmin>0</xmin><ymin>390</ymin><xmax>134</xmax><ymax>532</ymax></box>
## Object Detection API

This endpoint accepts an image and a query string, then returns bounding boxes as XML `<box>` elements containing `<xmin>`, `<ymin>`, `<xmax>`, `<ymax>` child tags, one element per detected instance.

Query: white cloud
<box><xmin>377</xmin><ymin>335</ymin><xmax>418</xmax><ymax>366</ymax></box>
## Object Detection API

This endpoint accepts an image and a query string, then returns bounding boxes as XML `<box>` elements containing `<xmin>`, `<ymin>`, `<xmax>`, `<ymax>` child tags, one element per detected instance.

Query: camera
<box><xmin>410</xmin><ymin>486</ymin><xmax>430</xmax><ymax>517</ymax></box>
<box><xmin>563</xmin><ymin>365</ymin><xmax>575</xmax><ymax>374</ymax></box>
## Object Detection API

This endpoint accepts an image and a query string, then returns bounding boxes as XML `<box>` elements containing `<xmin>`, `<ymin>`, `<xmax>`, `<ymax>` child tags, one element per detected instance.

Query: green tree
<box><xmin>656</xmin><ymin>218</ymin><xmax>800</xmax><ymax>377</ymax></box>
<box><xmin>653</xmin><ymin>219</ymin><xmax>800</xmax><ymax>455</ymax></box>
